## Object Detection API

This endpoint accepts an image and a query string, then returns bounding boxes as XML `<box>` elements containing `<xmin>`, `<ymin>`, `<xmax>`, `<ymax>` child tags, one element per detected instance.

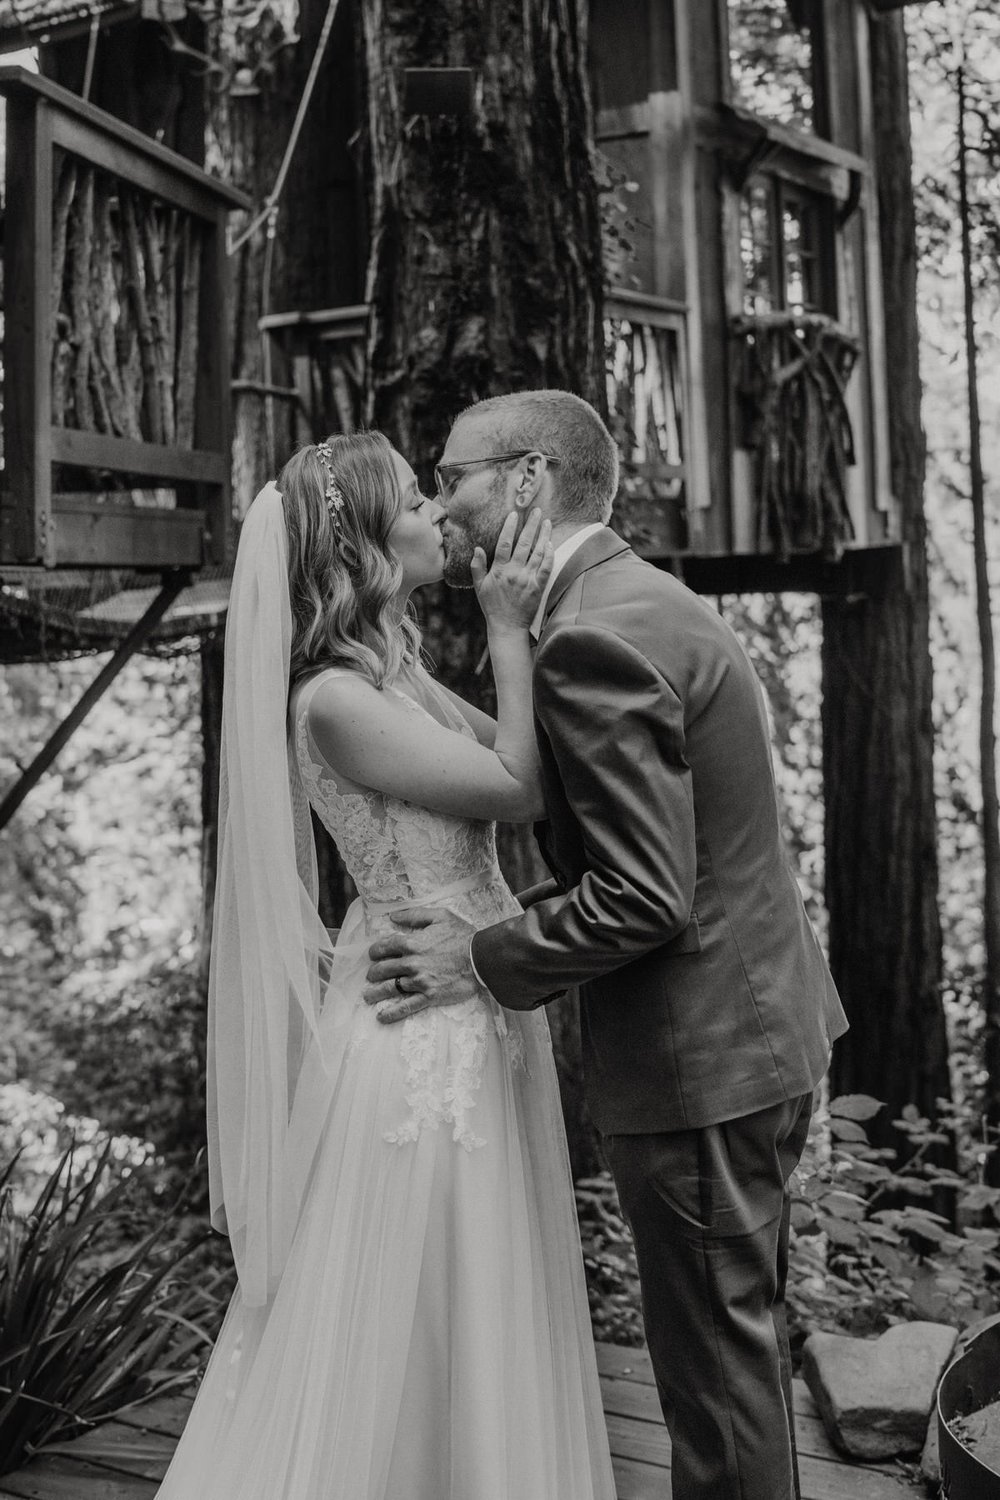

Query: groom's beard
<box><xmin>441</xmin><ymin>475</ymin><xmax>507</xmax><ymax>588</ymax></box>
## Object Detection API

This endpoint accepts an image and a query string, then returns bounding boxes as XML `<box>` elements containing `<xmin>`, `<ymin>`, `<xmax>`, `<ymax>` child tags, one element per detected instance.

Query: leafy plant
<box><xmin>575</xmin><ymin>1173</ymin><xmax>644</xmax><ymax>1348</ymax></box>
<box><xmin>0</xmin><ymin>1140</ymin><xmax>216</xmax><ymax>1476</ymax></box>
<box><xmin>788</xmin><ymin>1093</ymin><xmax>1000</xmax><ymax>1337</ymax></box>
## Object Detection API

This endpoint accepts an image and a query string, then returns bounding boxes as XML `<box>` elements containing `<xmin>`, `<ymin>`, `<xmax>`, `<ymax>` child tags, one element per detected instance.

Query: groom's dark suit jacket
<box><xmin>472</xmin><ymin>528</ymin><xmax>848</xmax><ymax>1135</ymax></box>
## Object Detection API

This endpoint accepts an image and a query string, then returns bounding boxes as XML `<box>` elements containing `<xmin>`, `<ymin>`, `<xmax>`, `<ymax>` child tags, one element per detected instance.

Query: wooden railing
<box><xmin>0</xmin><ymin>68</ymin><xmax>250</xmax><ymax>570</ymax></box>
<box><xmin>730</xmin><ymin>310</ymin><xmax>859</xmax><ymax>561</ymax></box>
<box><xmin>253</xmin><ymin>303</ymin><xmax>369</xmax><ymax>462</ymax></box>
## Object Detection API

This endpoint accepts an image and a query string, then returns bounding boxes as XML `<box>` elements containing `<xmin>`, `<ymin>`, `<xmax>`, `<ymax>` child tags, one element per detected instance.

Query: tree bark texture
<box><xmin>957</xmin><ymin>65</ymin><xmax>1000</xmax><ymax>1178</ymax></box>
<box><xmin>360</xmin><ymin>0</ymin><xmax>606</xmax><ymax>1175</ymax></box>
<box><xmin>820</xmin><ymin>13</ymin><xmax>950</xmax><ymax>1144</ymax></box>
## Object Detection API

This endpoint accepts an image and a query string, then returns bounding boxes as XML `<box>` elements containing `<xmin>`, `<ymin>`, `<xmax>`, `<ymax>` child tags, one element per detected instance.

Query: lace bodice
<box><xmin>293</xmin><ymin>665</ymin><xmax>500</xmax><ymax>906</ymax></box>
<box><xmin>290</xmin><ymin>662</ymin><xmax>535</xmax><ymax>1154</ymax></box>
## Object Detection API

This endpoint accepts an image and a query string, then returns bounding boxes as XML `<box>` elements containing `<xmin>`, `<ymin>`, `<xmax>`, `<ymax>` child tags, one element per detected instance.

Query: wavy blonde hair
<box><xmin>278</xmin><ymin>431</ymin><xmax>422</xmax><ymax>690</ymax></box>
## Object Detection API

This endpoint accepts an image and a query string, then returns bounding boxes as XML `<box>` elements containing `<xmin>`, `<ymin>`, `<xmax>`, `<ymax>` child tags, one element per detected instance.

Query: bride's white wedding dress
<box><xmin>156</xmin><ymin>661</ymin><xmax>616</xmax><ymax>1500</ymax></box>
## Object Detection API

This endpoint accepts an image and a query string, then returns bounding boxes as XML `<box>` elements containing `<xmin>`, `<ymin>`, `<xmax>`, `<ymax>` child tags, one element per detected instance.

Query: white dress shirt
<box><xmin>529</xmin><ymin>522</ymin><xmax>606</xmax><ymax>640</ymax></box>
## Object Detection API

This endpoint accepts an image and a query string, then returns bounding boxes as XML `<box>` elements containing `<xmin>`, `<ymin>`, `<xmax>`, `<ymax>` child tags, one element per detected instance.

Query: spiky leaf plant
<box><xmin>0</xmin><ymin>1141</ymin><xmax>215</xmax><ymax>1475</ymax></box>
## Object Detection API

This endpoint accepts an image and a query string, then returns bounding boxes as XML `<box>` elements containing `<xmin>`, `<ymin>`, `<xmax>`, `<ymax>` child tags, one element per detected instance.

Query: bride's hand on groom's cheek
<box><xmin>364</xmin><ymin>908</ymin><xmax>480</xmax><ymax>1024</ymax></box>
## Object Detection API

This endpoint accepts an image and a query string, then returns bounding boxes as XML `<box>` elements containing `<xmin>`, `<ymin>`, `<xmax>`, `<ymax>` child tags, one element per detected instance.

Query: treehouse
<box><xmin>0</xmin><ymin>62</ymin><xmax>247</xmax><ymax>826</ymax></box>
<box><xmin>0</xmin><ymin>64</ymin><xmax>249</xmax><ymax>665</ymax></box>
<box><xmin>0</xmin><ymin>66</ymin><xmax>247</xmax><ymax>573</ymax></box>
<box><xmin>588</xmin><ymin>0</ymin><xmax>907</xmax><ymax>592</ymax></box>
<box><xmin>259</xmin><ymin>0</ymin><xmax>904</xmax><ymax>599</ymax></box>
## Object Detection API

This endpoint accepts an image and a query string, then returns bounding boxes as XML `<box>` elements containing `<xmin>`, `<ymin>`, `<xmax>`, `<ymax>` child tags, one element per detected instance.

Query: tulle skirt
<box><xmin>156</xmin><ymin>904</ymin><xmax>615</xmax><ymax>1500</ymax></box>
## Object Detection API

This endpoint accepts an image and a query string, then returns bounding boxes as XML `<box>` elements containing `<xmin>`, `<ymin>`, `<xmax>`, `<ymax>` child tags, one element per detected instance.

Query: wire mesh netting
<box><xmin>0</xmin><ymin>563</ymin><xmax>231</xmax><ymax>662</ymax></box>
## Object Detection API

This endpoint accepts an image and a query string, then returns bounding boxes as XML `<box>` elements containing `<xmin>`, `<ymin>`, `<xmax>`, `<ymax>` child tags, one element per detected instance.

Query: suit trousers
<box><xmin>603</xmin><ymin>1091</ymin><xmax>813</xmax><ymax>1500</ymax></box>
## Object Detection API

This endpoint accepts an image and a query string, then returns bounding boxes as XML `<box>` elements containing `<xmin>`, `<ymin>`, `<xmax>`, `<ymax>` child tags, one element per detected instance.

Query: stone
<box><xmin>920</xmin><ymin>1406</ymin><xmax>941</xmax><ymax>1488</ymax></box>
<box><xmin>802</xmin><ymin>1321</ymin><xmax>959</xmax><ymax>1461</ymax></box>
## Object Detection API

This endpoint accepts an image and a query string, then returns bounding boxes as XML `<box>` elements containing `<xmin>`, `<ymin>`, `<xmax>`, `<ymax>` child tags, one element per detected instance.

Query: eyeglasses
<box><xmin>434</xmin><ymin>450</ymin><xmax>561</xmax><ymax>501</ymax></box>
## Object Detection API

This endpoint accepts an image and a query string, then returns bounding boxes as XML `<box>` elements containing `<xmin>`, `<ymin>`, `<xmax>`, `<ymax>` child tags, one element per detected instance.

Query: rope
<box><xmin>226</xmin><ymin>0</ymin><xmax>343</xmax><ymax>257</ymax></box>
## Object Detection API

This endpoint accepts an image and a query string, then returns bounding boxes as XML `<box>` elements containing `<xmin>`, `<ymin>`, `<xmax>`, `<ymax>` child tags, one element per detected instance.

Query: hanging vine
<box><xmin>731</xmin><ymin>311</ymin><xmax>860</xmax><ymax>561</ymax></box>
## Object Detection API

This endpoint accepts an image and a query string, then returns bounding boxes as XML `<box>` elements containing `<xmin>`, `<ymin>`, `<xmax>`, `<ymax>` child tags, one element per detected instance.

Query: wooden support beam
<box><xmin>49</xmin><ymin>428</ymin><xmax>228</xmax><ymax>484</ymax></box>
<box><xmin>4</xmin><ymin>90</ymin><xmax>54</xmax><ymax>563</ymax></box>
<box><xmin>0</xmin><ymin>570</ymin><xmax>191</xmax><ymax>832</ymax></box>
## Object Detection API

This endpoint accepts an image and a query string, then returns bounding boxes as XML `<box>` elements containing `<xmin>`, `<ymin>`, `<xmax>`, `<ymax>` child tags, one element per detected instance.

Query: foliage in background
<box><xmin>907</xmin><ymin>1</ymin><xmax>1000</xmax><ymax>1129</ymax></box>
<box><xmin>0</xmin><ymin>1143</ymin><xmax>218</xmax><ymax>1476</ymax></box>
<box><xmin>577</xmin><ymin>1093</ymin><xmax>1000</xmax><ymax>1357</ymax></box>
<box><xmin>788</xmin><ymin>1093</ymin><xmax>1000</xmax><ymax>1338</ymax></box>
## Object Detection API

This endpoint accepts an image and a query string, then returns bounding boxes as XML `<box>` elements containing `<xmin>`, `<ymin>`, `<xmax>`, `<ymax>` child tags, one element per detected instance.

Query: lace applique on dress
<box><xmin>383</xmin><ymin>1000</ymin><xmax>490</xmax><ymax>1152</ymax></box>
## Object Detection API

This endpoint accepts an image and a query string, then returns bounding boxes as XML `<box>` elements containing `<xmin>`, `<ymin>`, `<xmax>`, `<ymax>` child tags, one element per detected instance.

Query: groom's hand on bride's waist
<box><xmin>364</xmin><ymin>908</ymin><xmax>486</xmax><ymax>1024</ymax></box>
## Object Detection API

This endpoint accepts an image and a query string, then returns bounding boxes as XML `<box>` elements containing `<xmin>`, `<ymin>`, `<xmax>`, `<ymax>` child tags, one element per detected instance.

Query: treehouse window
<box><xmin>727</xmin><ymin>0</ymin><xmax>828</xmax><ymax>137</ymax></box>
<box><xmin>739</xmin><ymin>176</ymin><xmax>834</xmax><ymax>317</ymax></box>
<box><xmin>604</xmin><ymin>300</ymin><xmax>688</xmax><ymax>554</ymax></box>
<box><xmin>605</xmin><ymin>311</ymin><xmax>685</xmax><ymax>494</ymax></box>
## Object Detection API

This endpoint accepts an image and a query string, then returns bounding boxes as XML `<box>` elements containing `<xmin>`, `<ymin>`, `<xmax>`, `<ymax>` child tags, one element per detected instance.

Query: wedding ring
<box><xmin>394</xmin><ymin>976</ymin><xmax>408</xmax><ymax>995</ymax></box>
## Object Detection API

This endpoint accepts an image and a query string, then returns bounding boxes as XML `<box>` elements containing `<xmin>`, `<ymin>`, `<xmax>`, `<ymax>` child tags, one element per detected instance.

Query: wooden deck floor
<box><xmin>0</xmin><ymin>1342</ymin><xmax>927</xmax><ymax>1499</ymax></box>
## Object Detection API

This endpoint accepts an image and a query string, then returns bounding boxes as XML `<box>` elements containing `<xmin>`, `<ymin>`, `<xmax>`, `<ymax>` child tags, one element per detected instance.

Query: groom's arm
<box><xmin>471</xmin><ymin>623</ymin><xmax>698</xmax><ymax>1010</ymax></box>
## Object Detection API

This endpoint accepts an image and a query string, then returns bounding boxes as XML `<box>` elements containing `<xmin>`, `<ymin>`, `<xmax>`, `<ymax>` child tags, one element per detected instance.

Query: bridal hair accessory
<box><xmin>316</xmin><ymin>441</ymin><xmax>345</xmax><ymax>522</ymax></box>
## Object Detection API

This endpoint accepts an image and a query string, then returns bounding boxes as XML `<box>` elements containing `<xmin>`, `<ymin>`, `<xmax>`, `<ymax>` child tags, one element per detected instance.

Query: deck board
<box><xmin>0</xmin><ymin>1342</ymin><xmax>928</xmax><ymax>1498</ymax></box>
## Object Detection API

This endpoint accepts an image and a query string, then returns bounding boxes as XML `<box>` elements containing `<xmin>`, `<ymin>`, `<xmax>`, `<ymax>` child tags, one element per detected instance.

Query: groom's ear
<box><xmin>514</xmin><ymin>452</ymin><xmax>548</xmax><ymax>508</ymax></box>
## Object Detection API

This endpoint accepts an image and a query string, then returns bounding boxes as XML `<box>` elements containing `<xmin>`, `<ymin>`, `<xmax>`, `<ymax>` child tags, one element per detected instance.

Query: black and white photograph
<box><xmin>0</xmin><ymin>1</ymin><xmax>999</xmax><ymax>1496</ymax></box>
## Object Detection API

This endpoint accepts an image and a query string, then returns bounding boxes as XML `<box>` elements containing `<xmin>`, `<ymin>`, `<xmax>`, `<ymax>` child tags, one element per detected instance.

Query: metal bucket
<box><xmin>939</xmin><ymin>1318</ymin><xmax>1000</xmax><ymax>1499</ymax></box>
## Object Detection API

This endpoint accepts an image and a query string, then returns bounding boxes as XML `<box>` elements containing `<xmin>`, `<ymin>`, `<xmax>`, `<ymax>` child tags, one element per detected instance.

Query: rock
<box><xmin>920</xmin><ymin>1407</ymin><xmax>940</xmax><ymax>1488</ymax></box>
<box><xmin>802</xmin><ymin>1322</ymin><xmax>959</xmax><ymax>1461</ymax></box>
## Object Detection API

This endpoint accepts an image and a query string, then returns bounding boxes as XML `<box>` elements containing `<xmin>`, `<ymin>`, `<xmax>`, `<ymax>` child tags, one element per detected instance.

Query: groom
<box><xmin>366</xmin><ymin>389</ymin><xmax>848</xmax><ymax>1500</ymax></box>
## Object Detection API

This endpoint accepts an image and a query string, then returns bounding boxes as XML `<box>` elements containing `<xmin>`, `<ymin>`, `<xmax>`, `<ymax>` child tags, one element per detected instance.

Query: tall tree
<box><xmin>955</xmin><ymin>29</ymin><xmax>1000</xmax><ymax>1179</ymax></box>
<box><xmin>820</xmin><ymin>10</ymin><xmax>950</xmax><ymax>1142</ymax></box>
<box><xmin>359</xmin><ymin>0</ymin><xmax>606</xmax><ymax>1172</ymax></box>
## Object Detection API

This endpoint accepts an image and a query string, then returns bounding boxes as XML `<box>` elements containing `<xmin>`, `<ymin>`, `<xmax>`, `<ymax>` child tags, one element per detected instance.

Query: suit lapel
<box><xmin>540</xmin><ymin>527</ymin><xmax>631</xmax><ymax>633</ymax></box>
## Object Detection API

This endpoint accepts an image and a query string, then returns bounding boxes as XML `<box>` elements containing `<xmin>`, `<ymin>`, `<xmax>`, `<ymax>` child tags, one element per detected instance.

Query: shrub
<box><xmin>0</xmin><ymin>1141</ymin><xmax>218</xmax><ymax>1475</ymax></box>
<box><xmin>788</xmin><ymin>1093</ymin><xmax>1000</xmax><ymax>1336</ymax></box>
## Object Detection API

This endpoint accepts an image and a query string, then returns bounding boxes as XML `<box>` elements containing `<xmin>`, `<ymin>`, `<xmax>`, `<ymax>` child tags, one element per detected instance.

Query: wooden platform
<box><xmin>0</xmin><ymin>1342</ymin><xmax>927</xmax><ymax>1499</ymax></box>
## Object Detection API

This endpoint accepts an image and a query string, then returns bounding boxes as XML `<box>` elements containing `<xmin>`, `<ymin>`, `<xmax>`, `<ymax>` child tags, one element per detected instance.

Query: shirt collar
<box><xmin>529</xmin><ymin>522</ymin><xmax>606</xmax><ymax>640</ymax></box>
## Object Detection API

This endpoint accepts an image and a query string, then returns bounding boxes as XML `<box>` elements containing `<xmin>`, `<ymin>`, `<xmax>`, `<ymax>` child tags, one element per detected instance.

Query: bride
<box><xmin>155</xmin><ymin>431</ymin><xmax>616</xmax><ymax>1499</ymax></box>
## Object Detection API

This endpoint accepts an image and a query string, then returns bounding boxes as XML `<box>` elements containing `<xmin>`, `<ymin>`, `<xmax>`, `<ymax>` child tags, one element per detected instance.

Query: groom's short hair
<box><xmin>458</xmin><ymin>390</ymin><xmax>619</xmax><ymax>522</ymax></box>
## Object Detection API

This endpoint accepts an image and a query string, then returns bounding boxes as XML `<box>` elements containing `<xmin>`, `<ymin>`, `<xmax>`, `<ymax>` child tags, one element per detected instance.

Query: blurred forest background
<box><xmin>1</xmin><ymin>0</ymin><xmax>999</xmax><ymax>1378</ymax></box>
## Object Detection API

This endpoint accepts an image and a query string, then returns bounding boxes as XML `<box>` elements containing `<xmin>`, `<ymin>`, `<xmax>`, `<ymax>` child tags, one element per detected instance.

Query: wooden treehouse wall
<box><xmin>590</xmin><ymin>0</ymin><xmax>901</xmax><ymax>590</ymax></box>
<box><xmin>0</xmin><ymin>69</ymin><xmax>248</xmax><ymax>572</ymax></box>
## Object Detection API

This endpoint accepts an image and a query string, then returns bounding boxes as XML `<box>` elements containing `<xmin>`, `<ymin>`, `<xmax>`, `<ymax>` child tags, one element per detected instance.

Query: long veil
<box><xmin>206</xmin><ymin>481</ymin><xmax>339</xmax><ymax>1306</ymax></box>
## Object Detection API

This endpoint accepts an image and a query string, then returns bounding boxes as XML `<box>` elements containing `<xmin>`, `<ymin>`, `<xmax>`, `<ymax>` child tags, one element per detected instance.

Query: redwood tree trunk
<box><xmin>359</xmin><ymin>0</ymin><xmax>606</xmax><ymax>1174</ymax></box>
<box><xmin>820</xmin><ymin>13</ymin><xmax>950</xmax><ymax>1143</ymax></box>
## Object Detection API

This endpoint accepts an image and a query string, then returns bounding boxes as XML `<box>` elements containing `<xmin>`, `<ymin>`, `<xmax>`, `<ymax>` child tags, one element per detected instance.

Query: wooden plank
<box><xmin>612</xmin><ymin>1452</ymin><xmax>671</xmax><ymax>1499</ymax></box>
<box><xmin>40</xmin><ymin>1424</ymin><xmax>173</xmax><ymax>1481</ymax></box>
<box><xmin>798</xmin><ymin>1454</ymin><xmax>922</xmax><ymax>1500</ymax></box>
<box><xmin>195</xmin><ymin>210</ymin><xmax>234</xmax><ymax>564</ymax></box>
<box><xmin>0</xmin><ymin>1455</ymin><xmax>157</xmax><ymax>1499</ymax></box>
<box><xmin>607</xmin><ymin>1409</ymin><xmax>671</xmax><ymax>1467</ymax></box>
<box><xmin>599</xmin><ymin>1342</ymin><xmax>841</xmax><ymax>1420</ymax></box>
<box><xmin>604</xmin><ymin>289</ymin><xmax>688</xmax><ymax>321</ymax></box>
<box><xmin>50</xmin><ymin>428</ymin><xmax>227</xmax><ymax>483</ymax></box>
<box><xmin>596</xmin><ymin>1346</ymin><xmax>925</xmax><ymax>1498</ymax></box>
<box><xmin>259</xmin><ymin>303</ymin><xmax>369</xmax><ymax>335</ymax></box>
<box><xmin>599</xmin><ymin>1370</ymin><xmax>839</xmax><ymax>1461</ymax></box>
<box><xmin>3</xmin><ymin>91</ymin><xmax>54</xmax><ymax>564</ymax></box>
<box><xmin>114</xmin><ymin>1394</ymin><xmax>194</xmax><ymax>1440</ymax></box>
<box><xmin>50</xmin><ymin>113</ymin><xmax>226</xmax><ymax>221</ymax></box>
<box><xmin>595</xmin><ymin>102</ymin><xmax>651</xmax><ymax>140</ymax></box>
<box><xmin>50</xmin><ymin>502</ymin><xmax>204</xmax><ymax>568</ymax></box>
<box><xmin>606</xmin><ymin>1409</ymin><xmax>920</xmax><ymax>1497</ymax></box>
<box><xmin>854</xmin><ymin>2</ymin><xmax>895</xmax><ymax>522</ymax></box>
<box><xmin>673</xmin><ymin>0</ymin><xmax>713</xmax><ymax>523</ymax></box>
<box><xmin>0</xmin><ymin>68</ymin><xmax>250</xmax><ymax>211</ymax></box>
